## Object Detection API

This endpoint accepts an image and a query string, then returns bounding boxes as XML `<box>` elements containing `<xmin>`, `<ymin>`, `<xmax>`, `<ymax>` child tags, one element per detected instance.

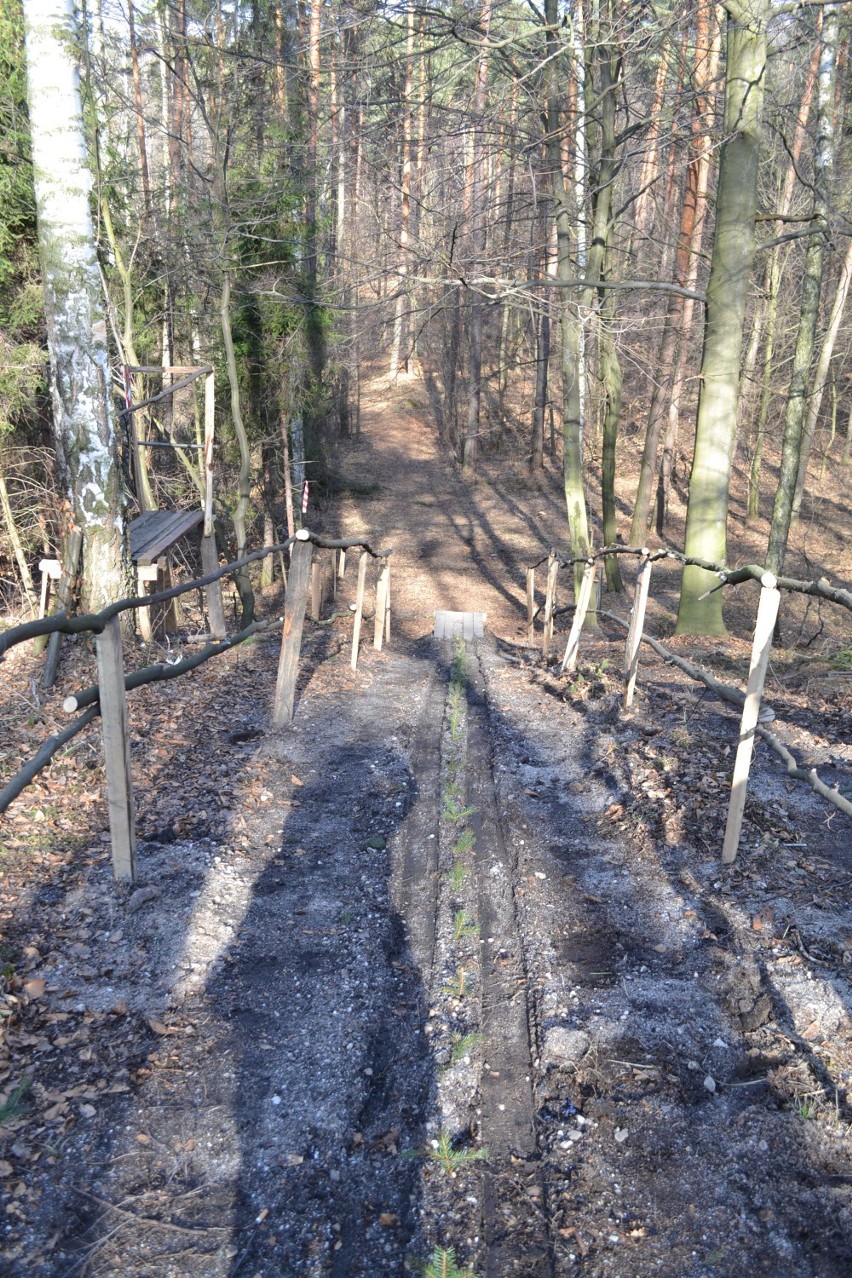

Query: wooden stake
<box><xmin>42</xmin><ymin>529</ymin><xmax>82</xmax><ymax>689</ymax></box>
<box><xmin>561</xmin><ymin>558</ymin><xmax>596</xmax><ymax>673</ymax></box>
<box><xmin>337</xmin><ymin>549</ymin><xmax>346</xmax><ymax>580</ymax></box>
<box><xmin>310</xmin><ymin>560</ymin><xmax>322</xmax><ymax>621</ymax></box>
<box><xmin>623</xmin><ymin>551</ymin><xmax>652</xmax><ymax>710</ymax></box>
<box><xmin>526</xmin><ymin>567</ymin><xmax>536</xmax><ymax>646</ymax></box>
<box><xmin>96</xmin><ymin>616</ymin><xmax>137</xmax><ymax>882</ymax></box>
<box><xmin>351</xmin><ymin>550</ymin><xmax>368</xmax><ymax>671</ymax></box>
<box><xmin>541</xmin><ymin>553</ymin><xmax>559</xmax><ymax>659</ymax></box>
<box><xmin>722</xmin><ymin>576</ymin><xmax>780</xmax><ymax>865</ymax></box>
<box><xmin>273</xmin><ymin>533</ymin><xmax>313</xmax><ymax>725</ymax></box>
<box><xmin>374</xmin><ymin>562</ymin><xmax>389</xmax><ymax>651</ymax></box>
<box><xmin>384</xmin><ymin>561</ymin><xmax>391</xmax><ymax>644</ymax></box>
<box><xmin>200</xmin><ymin>531</ymin><xmax>227</xmax><ymax>639</ymax></box>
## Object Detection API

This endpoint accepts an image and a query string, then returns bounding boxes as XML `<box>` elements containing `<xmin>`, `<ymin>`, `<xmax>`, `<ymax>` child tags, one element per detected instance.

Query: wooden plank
<box><xmin>374</xmin><ymin>562</ymin><xmax>389</xmax><ymax>651</ymax></box>
<box><xmin>384</xmin><ymin>561</ymin><xmax>391</xmax><ymax>645</ymax></box>
<box><xmin>541</xmin><ymin>553</ymin><xmax>559</xmax><ymax>660</ymax></box>
<box><xmin>273</xmin><ymin>534</ymin><xmax>313</xmax><ymax>725</ymax></box>
<box><xmin>722</xmin><ymin>577</ymin><xmax>780</xmax><ymax>866</ymax></box>
<box><xmin>96</xmin><ymin>616</ymin><xmax>137</xmax><ymax>882</ymax></box>
<box><xmin>130</xmin><ymin>509</ymin><xmax>203</xmax><ymax>564</ymax></box>
<box><xmin>351</xmin><ymin>550</ymin><xmax>369</xmax><ymax>672</ymax></box>
<box><xmin>526</xmin><ymin>567</ymin><xmax>536</xmax><ymax>646</ymax></box>
<box><xmin>623</xmin><ymin>552</ymin><xmax>652</xmax><ymax>710</ymax></box>
<box><xmin>561</xmin><ymin>559</ymin><xmax>596</xmax><ymax>674</ymax></box>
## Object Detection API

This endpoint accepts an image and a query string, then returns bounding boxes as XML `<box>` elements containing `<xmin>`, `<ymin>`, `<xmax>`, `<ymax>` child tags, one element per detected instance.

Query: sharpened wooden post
<box><xmin>561</xmin><ymin>558</ymin><xmax>596</xmax><ymax>673</ymax></box>
<box><xmin>351</xmin><ymin>550</ymin><xmax>368</xmax><ymax>671</ymax></box>
<box><xmin>526</xmin><ymin>567</ymin><xmax>536</xmax><ymax>646</ymax></box>
<box><xmin>374</xmin><ymin>561</ymin><xmax>389</xmax><ymax>651</ymax></box>
<box><xmin>310</xmin><ymin>560</ymin><xmax>322</xmax><ymax>621</ymax></box>
<box><xmin>541</xmin><ymin>553</ymin><xmax>559</xmax><ymax>659</ymax></box>
<box><xmin>623</xmin><ymin>552</ymin><xmax>652</xmax><ymax>710</ymax></box>
<box><xmin>96</xmin><ymin>616</ymin><xmax>137</xmax><ymax>882</ymax></box>
<box><xmin>722</xmin><ymin>576</ymin><xmax>780</xmax><ymax>865</ymax></box>
<box><xmin>273</xmin><ymin>532</ymin><xmax>313</xmax><ymax>726</ymax></box>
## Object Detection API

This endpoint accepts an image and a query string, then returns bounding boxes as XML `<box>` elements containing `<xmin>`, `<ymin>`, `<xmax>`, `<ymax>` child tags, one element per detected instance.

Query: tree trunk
<box><xmin>389</xmin><ymin>2</ymin><xmax>415</xmax><ymax>381</ymax></box>
<box><xmin>23</xmin><ymin>0</ymin><xmax>125</xmax><ymax>612</ymax></box>
<box><xmin>767</xmin><ymin>6</ymin><xmax>838</xmax><ymax>576</ymax></box>
<box><xmin>792</xmin><ymin>232</ymin><xmax>852</xmax><ymax>516</ymax></box>
<box><xmin>220</xmin><ymin>271</ymin><xmax>255</xmax><ymax>625</ymax></box>
<box><xmin>676</xmin><ymin>2</ymin><xmax>768</xmax><ymax>636</ymax></box>
<box><xmin>462</xmin><ymin>0</ymin><xmax>494</xmax><ymax>474</ymax></box>
<box><xmin>530</xmin><ymin>313</ymin><xmax>550</xmax><ymax>472</ymax></box>
<box><xmin>631</xmin><ymin>2</ymin><xmax>719</xmax><ymax>545</ymax></box>
<box><xmin>738</xmin><ymin>34</ymin><xmax>819</xmax><ymax>432</ymax></box>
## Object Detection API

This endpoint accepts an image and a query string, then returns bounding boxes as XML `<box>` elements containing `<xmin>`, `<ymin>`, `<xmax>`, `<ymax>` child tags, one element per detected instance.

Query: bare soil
<box><xmin>1</xmin><ymin>364</ymin><xmax>851</xmax><ymax>1277</ymax></box>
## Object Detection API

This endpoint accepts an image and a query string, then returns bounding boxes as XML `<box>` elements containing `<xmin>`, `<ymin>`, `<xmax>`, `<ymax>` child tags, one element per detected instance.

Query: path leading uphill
<box><xmin>2</xmin><ymin>367</ymin><xmax>851</xmax><ymax>1277</ymax></box>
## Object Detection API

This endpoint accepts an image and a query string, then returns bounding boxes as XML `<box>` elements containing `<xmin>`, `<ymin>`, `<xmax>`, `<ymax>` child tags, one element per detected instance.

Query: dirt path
<box><xmin>2</xmin><ymin>365</ymin><xmax>851</xmax><ymax>1277</ymax></box>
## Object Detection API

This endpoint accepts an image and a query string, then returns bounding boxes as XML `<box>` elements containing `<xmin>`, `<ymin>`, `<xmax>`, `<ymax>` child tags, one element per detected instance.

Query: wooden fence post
<box><xmin>623</xmin><ymin>552</ymin><xmax>652</xmax><ymax>710</ymax></box>
<box><xmin>41</xmin><ymin>528</ymin><xmax>82</xmax><ymax>688</ymax></box>
<box><xmin>273</xmin><ymin>532</ymin><xmax>313</xmax><ymax>726</ymax></box>
<box><xmin>526</xmin><ymin>567</ymin><xmax>536</xmax><ymax>646</ymax></box>
<box><xmin>541</xmin><ymin>553</ymin><xmax>559</xmax><ymax>659</ymax></box>
<box><xmin>374</xmin><ymin>561</ymin><xmax>389</xmax><ymax>651</ymax></box>
<box><xmin>310</xmin><ymin>560</ymin><xmax>322</xmax><ymax>621</ymax></box>
<box><xmin>561</xmin><ymin>558</ymin><xmax>596</xmax><ymax>674</ymax></box>
<box><xmin>722</xmin><ymin>575</ymin><xmax>780</xmax><ymax>865</ymax></box>
<box><xmin>351</xmin><ymin>550</ymin><xmax>369</xmax><ymax>671</ymax></box>
<box><xmin>96</xmin><ymin>616</ymin><xmax>137</xmax><ymax>882</ymax></box>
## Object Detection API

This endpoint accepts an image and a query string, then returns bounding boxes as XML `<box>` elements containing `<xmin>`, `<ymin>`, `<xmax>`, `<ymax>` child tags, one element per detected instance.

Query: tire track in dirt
<box><xmin>467</xmin><ymin>647</ymin><xmax>553</xmax><ymax>1277</ymax></box>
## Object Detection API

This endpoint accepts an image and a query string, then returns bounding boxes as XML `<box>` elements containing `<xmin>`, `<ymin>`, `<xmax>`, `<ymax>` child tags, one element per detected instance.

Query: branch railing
<box><xmin>525</xmin><ymin>543</ymin><xmax>851</xmax><ymax>864</ymax></box>
<box><xmin>0</xmin><ymin>529</ymin><xmax>392</xmax><ymax>883</ymax></box>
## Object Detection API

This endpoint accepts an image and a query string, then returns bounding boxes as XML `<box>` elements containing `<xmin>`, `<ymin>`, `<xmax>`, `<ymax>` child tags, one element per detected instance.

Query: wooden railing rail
<box><xmin>0</xmin><ymin>531</ymin><xmax>391</xmax><ymax>660</ymax></box>
<box><xmin>523</xmin><ymin>545</ymin><xmax>850</xmax><ymax>864</ymax></box>
<box><xmin>1</xmin><ymin>529</ymin><xmax>392</xmax><ymax>883</ymax></box>
<box><xmin>525</xmin><ymin>544</ymin><xmax>852</xmax><ymax>615</ymax></box>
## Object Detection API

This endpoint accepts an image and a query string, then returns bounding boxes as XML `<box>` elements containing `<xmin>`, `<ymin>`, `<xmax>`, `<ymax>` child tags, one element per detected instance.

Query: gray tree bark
<box><xmin>22</xmin><ymin>0</ymin><xmax>125</xmax><ymax>611</ymax></box>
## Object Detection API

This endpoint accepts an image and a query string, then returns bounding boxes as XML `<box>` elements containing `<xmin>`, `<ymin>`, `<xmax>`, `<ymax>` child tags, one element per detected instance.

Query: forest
<box><xmin>0</xmin><ymin>0</ymin><xmax>849</xmax><ymax>628</ymax></box>
<box><xmin>1</xmin><ymin>1</ymin><xmax>852</xmax><ymax>1276</ymax></box>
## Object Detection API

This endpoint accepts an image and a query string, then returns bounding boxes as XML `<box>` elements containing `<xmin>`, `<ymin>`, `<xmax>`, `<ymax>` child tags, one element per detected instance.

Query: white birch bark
<box><xmin>22</xmin><ymin>0</ymin><xmax>124</xmax><ymax>610</ymax></box>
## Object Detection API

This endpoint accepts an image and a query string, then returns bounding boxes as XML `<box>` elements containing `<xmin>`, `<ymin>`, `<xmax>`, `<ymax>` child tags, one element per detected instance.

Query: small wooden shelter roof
<box><xmin>129</xmin><ymin>510</ymin><xmax>204</xmax><ymax>565</ymax></box>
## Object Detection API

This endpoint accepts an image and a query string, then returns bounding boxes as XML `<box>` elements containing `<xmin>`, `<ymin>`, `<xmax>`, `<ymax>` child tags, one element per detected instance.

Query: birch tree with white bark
<box><xmin>22</xmin><ymin>0</ymin><xmax>125</xmax><ymax>610</ymax></box>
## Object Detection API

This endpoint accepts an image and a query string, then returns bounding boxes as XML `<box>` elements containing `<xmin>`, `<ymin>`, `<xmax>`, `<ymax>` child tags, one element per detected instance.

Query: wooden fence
<box><xmin>0</xmin><ymin>529</ymin><xmax>391</xmax><ymax>883</ymax></box>
<box><xmin>525</xmin><ymin>544</ymin><xmax>852</xmax><ymax>865</ymax></box>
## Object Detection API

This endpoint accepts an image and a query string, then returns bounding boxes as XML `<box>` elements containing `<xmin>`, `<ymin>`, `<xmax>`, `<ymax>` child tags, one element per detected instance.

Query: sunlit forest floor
<box><xmin>1</xmin><ymin>366</ymin><xmax>851</xmax><ymax>1276</ymax></box>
